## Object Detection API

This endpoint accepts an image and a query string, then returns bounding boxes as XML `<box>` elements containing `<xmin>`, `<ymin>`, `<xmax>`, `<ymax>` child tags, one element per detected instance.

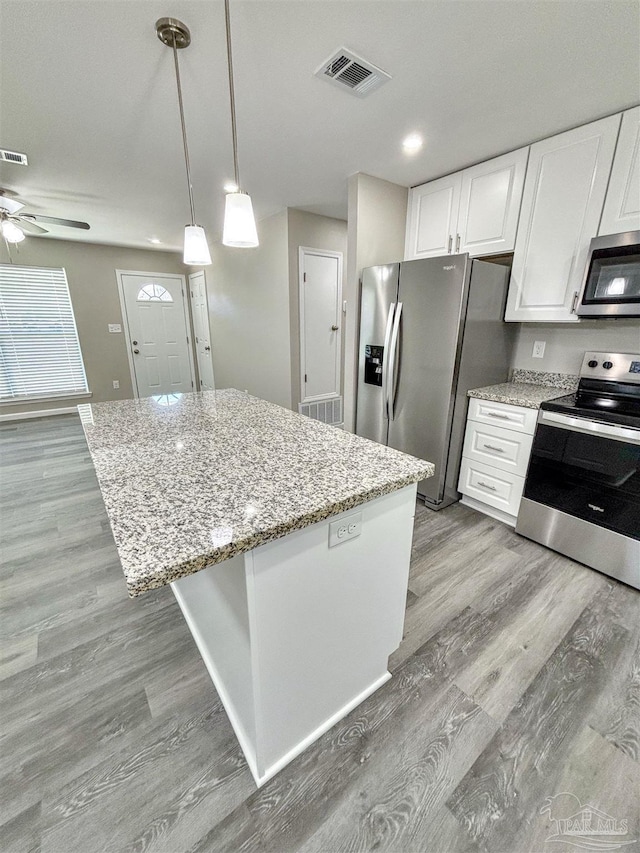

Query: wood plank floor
<box><xmin>1</xmin><ymin>414</ymin><xmax>639</xmax><ymax>853</ymax></box>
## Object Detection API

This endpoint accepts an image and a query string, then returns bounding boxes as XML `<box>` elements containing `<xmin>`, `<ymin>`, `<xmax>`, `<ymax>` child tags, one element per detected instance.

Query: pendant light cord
<box><xmin>224</xmin><ymin>0</ymin><xmax>241</xmax><ymax>190</ymax></box>
<box><xmin>172</xmin><ymin>33</ymin><xmax>197</xmax><ymax>225</ymax></box>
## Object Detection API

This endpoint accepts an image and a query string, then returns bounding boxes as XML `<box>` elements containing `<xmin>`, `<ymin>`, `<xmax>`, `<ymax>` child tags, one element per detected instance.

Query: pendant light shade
<box><xmin>156</xmin><ymin>17</ymin><xmax>212</xmax><ymax>266</ymax></box>
<box><xmin>223</xmin><ymin>193</ymin><xmax>258</xmax><ymax>248</ymax></box>
<box><xmin>221</xmin><ymin>0</ymin><xmax>258</xmax><ymax>249</ymax></box>
<box><xmin>184</xmin><ymin>225</ymin><xmax>212</xmax><ymax>265</ymax></box>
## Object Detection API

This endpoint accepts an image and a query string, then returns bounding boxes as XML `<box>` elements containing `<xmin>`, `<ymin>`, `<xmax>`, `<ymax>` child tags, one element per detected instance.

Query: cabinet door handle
<box><xmin>477</xmin><ymin>481</ymin><xmax>497</xmax><ymax>492</ymax></box>
<box><xmin>455</xmin><ymin>234</ymin><xmax>461</xmax><ymax>252</ymax></box>
<box><xmin>571</xmin><ymin>291</ymin><xmax>579</xmax><ymax>313</ymax></box>
<box><xmin>447</xmin><ymin>235</ymin><xmax>453</xmax><ymax>253</ymax></box>
<box><xmin>486</xmin><ymin>411</ymin><xmax>510</xmax><ymax>420</ymax></box>
<box><xmin>483</xmin><ymin>444</ymin><xmax>504</xmax><ymax>453</ymax></box>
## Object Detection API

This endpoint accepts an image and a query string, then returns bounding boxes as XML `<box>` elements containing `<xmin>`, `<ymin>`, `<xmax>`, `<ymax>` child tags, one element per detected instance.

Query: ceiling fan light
<box><xmin>1</xmin><ymin>220</ymin><xmax>26</xmax><ymax>243</ymax></box>
<box><xmin>183</xmin><ymin>225</ymin><xmax>212</xmax><ymax>265</ymax></box>
<box><xmin>223</xmin><ymin>193</ymin><xmax>259</xmax><ymax>248</ymax></box>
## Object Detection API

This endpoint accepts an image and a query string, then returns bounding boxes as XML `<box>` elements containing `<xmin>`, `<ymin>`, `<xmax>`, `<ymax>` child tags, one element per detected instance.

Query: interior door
<box><xmin>189</xmin><ymin>271</ymin><xmax>215</xmax><ymax>391</ymax></box>
<box><xmin>299</xmin><ymin>248</ymin><xmax>343</xmax><ymax>402</ymax></box>
<box><xmin>388</xmin><ymin>257</ymin><xmax>471</xmax><ymax>504</ymax></box>
<box><xmin>120</xmin><ymin>272</ymin><xmax>193</xmax><ymax>397</ymax></box>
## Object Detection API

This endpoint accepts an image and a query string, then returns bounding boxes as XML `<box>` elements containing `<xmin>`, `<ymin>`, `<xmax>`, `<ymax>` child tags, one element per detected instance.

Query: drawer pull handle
<box><xmin>483</xmin><ymin>444</ymin><xmax>504</xmax><ymax>453</ymax></box>
<box><xmin>477</xmin><ymin>481</ymin><xmax>497</xmax><ymax>492</ymax></box>
<box><xmin>486</xmin><ymin>412</ymin><xmax>510</xmax><ymax>420</ymax></box>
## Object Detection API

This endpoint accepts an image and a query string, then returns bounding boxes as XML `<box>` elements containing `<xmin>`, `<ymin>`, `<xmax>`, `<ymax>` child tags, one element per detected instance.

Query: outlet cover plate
<box><xmin>329</xmin><ymin>511</ymin><xmax>362</xmax><ymax>547</ymax></box>
<box><xmin>108</xmin><ymin>323</ymin><xmax>122</xmax><ymax>333</ymax></box>
<box><xmin>532</xmin><ymin>340</ymin><xmax>546</xmax><ymax>359</ymax></box>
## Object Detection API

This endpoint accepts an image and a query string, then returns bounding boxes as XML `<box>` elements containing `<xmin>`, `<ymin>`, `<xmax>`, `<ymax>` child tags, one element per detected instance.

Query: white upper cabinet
<box><xmin>599</xmin><ymin>106</ymin><xmax>640</xmax><ymax>236</ymax></box>
<box><xmin>457</xmin><ymin>147</ymin><xmax>529</xmax><ymax>256</ymax></box>
<box><xmin>405</xmin><ymin>173</ymin><xmax>461</xmax><ymax>259</ymax></box>
<box><xmin>504</xmin><ymin>114</ymin><xmax>621</xmax><ymax>323</ymax></box>
<box><xmin>405</xmin><ymin>147</ymin><xmax>528</xmax><ymax>260</ymax></box>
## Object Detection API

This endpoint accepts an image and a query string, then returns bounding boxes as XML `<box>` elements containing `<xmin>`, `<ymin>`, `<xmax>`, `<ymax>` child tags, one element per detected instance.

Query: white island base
<box><xmin>171</xmin><ymin>484</ymin><xmax>417</xmax><ymax>787</ymax></box>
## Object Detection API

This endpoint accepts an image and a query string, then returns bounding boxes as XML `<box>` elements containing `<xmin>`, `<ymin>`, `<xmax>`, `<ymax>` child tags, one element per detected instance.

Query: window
<box><xmin>137</xmin><ymin>283</ymin><xmax>173</xmax><ymax>302</ymax></box>
<box><xmin>0</xmin><ymin>264</ymin><xmax>89</xmax><ymax>401</ymax></box>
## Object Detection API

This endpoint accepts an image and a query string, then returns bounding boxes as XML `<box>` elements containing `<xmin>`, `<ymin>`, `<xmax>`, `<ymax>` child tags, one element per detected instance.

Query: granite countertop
<box><xmin>79</xmin><ymin>389</ymin><xmax>434</xmax><ymax>597</ymax></box>
<box><xmin>467</xmin><ymin>382</ymin><xmax>570</xmax><ymax>409</ymax></box>
<box><xmin>468</xmin><ymin>369</ymin><xmax>578</xmax><ymax>410</ymax></box>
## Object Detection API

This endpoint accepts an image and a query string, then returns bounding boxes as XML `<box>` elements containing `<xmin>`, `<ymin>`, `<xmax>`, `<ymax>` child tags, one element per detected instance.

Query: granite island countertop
<box><xmin>79</xmin><ymin>389</ymin><xmax>434</xmax><ymax>597</ymax></box>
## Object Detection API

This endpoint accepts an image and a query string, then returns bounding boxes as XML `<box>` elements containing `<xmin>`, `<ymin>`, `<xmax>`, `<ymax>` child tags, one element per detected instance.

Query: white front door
<box><xmin>118</xmin><ymin>271</ymin><xmax>194</xmax><ymax>397</ymax></box>
<box><xmin>189</xmin><ymin>271</ymin><xmax>215</xmax><ymax>391</ymax></box>
<box><xmin>299</xmin><ymin>247</ymin><xmax>343</xmax><ymax>403</ymax></box>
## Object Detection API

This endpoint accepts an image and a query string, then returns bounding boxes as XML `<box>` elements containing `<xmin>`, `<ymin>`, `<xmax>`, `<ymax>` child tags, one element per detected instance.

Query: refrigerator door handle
<box><xmin>381</xmin><ymin>303</ymin><xmax>396</xmax><ymax>420</ymax></box>
<box><xmin>387</xmin><ymin>301</ymin><xmax>403</xmax><ymax>421</ymax></box>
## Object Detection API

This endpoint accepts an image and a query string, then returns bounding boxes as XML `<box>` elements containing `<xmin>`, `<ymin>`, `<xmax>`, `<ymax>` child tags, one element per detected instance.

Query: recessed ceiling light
<box><xmin>224</xmin><ymin>182</ymin><xmax>239</xmax><ymax>193</ymax></box>
<box><xmin>402</xmin><ymin>133</ymin><xmax>423</xmax><ymax>153</ymax></box>
<box><xmin>148</xmin><ymin>237</ymin><xmax>162</xmax><ymax>244</ymax></box>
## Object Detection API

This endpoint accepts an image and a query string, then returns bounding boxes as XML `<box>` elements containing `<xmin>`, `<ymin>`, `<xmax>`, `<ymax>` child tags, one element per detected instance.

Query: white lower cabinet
<box><xmin>458</xmin><ymin>399</ymin><xmax>536</xmax><ymax>525</ymax></box>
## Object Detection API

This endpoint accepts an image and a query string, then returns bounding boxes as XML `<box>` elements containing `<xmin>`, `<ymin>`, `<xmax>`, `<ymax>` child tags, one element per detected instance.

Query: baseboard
<box><xmin>460</xmin><ymin>495</ymin><xmax>517</xmax><ymax>527</ymax></box>
<box><xmin>0</xmin><ymin>406</ymin><xmax>78</xmax><ymax>423</ymax></box>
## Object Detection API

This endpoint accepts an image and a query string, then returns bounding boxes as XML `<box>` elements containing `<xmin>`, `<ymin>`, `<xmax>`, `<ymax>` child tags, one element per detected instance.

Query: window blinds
<box><xmin>0</xmin><ymin>264</ymin><xmax>89</xmax><ymax>400</ymax></box>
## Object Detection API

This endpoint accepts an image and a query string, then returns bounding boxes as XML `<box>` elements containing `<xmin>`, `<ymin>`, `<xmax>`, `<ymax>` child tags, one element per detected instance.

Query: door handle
<box><xmin>381</xmin><ymin>303</ymin><xmax>396</xmax><ymax>420</ymax></box>
<box><xmin>387</xmin><ymin>301</ymin><xmax>403</xmax><ymax>421</ymax></box>
<box><xmin>132</xmin><ymin>340</ymin><xmax>138</xmax><ymax>345</ymax></box>
<box><xmin>204</xmin><ymin>345</ymin><xmax>211</xmax><ymax>351</ymax></box>
<box><xmin>133</xmin><ymin>349</ymin><xmax>140</xmax><ymax>354</ymax></box>
<box><xmin>331</xmin><ymin>325</ymin><xmax>339</xmax><ymax>331</ymax></box>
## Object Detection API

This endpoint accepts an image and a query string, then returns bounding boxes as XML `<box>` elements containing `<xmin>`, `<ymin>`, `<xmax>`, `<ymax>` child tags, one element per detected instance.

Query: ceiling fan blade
<box><xmin>23</xmin><ymin>214</ymin><xmax>90</xmax><ymax>230</ymax></box>
<box><xmin>15</xmin><ymin>216</ymin><xmax>48</xmax><ymax>234</ymax></box>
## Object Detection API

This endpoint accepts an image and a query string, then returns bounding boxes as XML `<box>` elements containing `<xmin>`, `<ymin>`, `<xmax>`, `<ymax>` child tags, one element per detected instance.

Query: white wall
<box><xmin>206</xmin><ymin>210</ymin><xmax>292</xmax><ymax>409</ymax></box>
<box><xmin>512</xmin><ymin>320</ymin><xmax>640</xmax><ymax>374</ymax></box>
<box><xmin>287</xmin><ymin>209</ymin><xmax>347</xmax><ymax>409</ymax></box>
<box><xmin>344</xmin><ymin>173</ymin><xmax>408</xmax><ymax>431</ymax></box>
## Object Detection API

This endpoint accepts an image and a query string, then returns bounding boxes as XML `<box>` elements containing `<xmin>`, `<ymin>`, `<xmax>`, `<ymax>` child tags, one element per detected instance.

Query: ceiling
<box><xmin>1</xmin><ymin>0</ymin><xmax>639</xmax><ymax>252</ymax></box>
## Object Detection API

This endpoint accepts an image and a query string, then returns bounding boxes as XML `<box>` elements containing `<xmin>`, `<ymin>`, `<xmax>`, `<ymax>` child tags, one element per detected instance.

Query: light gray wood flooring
<box><xmin>1</xmin><ymin>414</ymin><xmax>639</xmax><ymax>853</ymax></box>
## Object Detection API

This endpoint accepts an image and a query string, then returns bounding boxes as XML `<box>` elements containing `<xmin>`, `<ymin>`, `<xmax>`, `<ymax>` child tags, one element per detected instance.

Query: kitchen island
<box><xmin>79</xmin><ymin>389</ymin><xmax>433</xmax><ymax>786</ymax></box>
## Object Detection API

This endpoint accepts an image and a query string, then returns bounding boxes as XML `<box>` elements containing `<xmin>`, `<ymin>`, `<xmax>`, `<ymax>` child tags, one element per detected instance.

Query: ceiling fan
<box><xmin>0</xmin><ymin>191</ymin><xmax>90</xmax><ymax>244</ymax></box>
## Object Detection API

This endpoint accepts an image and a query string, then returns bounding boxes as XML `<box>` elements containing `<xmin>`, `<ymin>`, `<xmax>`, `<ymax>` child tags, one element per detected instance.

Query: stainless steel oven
<box><xmin>516</xmin><ymin>352</ymin><xmax>640</xmax><ymax>589</ymax></box>
<box><xmin>576</xmin><ymin>230</ymin><xmax>640</xmax><ymax>318</ymax></box>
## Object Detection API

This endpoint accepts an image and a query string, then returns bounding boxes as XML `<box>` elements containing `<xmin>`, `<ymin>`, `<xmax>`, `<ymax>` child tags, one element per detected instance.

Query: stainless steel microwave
<box><xmin>576</xmin><ymin>230</ymin><xmax>640</xmax><ymax>318</ymax></box>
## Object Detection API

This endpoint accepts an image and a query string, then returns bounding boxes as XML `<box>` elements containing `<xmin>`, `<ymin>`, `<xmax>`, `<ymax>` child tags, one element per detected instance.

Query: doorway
<box><xmin>116</xmin><ymin>270</ymin><xmax>195</xmax><ymax>397</ymax></box>
<box><xmin>188</xmin><ymin>271</ymin><xmax>215</xmax><ymax>391</ymax></box>
<box><xmin>299</xmin><ymin>247</ymin><xmax>343</xmax><ymax>404</ymax></box>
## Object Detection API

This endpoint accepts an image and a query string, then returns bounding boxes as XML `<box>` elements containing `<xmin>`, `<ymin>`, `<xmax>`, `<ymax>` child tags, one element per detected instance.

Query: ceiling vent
<box><xmin>315</xmin><ymin>47</ymin><xmax>391</xmax><ymax>98</ymax></box>
<box><xmin>0</xmin><ymin>149</ymin><xmax>28</xmax><ymax>166</ymax></box>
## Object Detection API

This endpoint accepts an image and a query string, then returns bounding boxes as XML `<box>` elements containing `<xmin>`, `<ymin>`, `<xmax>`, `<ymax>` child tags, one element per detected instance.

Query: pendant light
<box><xmin>222</xmin><ymin>0</ymin><xmax>259</xmax><ymax>248</ymax></box>
<box><xmin>156</xmin><ymin>17</ymin><xmax>212</xmax><ymax>266</ymax></box>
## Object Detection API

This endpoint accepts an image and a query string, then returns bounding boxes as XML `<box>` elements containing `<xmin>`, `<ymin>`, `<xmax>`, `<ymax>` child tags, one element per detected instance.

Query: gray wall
<box><xmin>512</xmin><ymin>320</ymin><xmax>640</xmax><ymax>375</ymax></box>
<box><xmin>344</xmin><ymin>173</ymin><xmax>408</xmax><ymax>431</ymax></box>
<box><xmin>206</xmin><ymin>210</ymin><xmax>292</xmax><ymax>409</ymax></box>
<box><xmin>0</xmin><ymin>237</ymin><xmax>186</xmax><ymax>415</ymax></box>
<box><xmin>287</xmin><ymin>208</ymin><xmax>347</xmax><ymax>410</ymax></box>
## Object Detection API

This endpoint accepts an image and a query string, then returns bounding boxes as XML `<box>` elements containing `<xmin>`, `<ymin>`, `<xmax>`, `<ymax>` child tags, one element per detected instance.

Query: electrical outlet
<box><xmin>329</xmin><ymin>511</ymin><xmax>362</xmax><ymax>547</ymax></box>
<box><xmin>112</xmin><ymin>380</ymin><xmax>120</xmax><ymax>389</ymax></box>
<box><xmin>532</xmin><ymin>340</ymin><xmax>546</xmax><ymax>359</ymax></box>
<box><xmin>108</xmin><ymin>323</ymin><xmax>122</xmax><ymax>333</ymax></box>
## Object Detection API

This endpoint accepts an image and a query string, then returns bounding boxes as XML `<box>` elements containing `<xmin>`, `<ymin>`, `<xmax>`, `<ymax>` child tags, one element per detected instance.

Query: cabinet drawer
<box><xmin>458</xmin><ymin>458</ymin><xmax>525</xmax><ymax>517</ymax></box>
<box><xmin>468</xmin><ymin>397</ymin><xmax>537</xmax><ymax>434</ymax></box>
<box><xmin>462</xmin><ymin>420</ymin><xmax>533</xmax><ymax>476</ymax></box>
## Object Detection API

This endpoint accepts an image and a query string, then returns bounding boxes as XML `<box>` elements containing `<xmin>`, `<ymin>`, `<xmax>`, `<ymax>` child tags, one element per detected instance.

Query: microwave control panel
<box><xmin>581</xmin><ymin>351</ymin><xmax>640</xmax><ymax>384</ymax></box>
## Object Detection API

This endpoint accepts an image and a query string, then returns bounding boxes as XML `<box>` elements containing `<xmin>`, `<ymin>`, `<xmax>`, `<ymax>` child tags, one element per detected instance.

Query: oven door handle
<box><xmin>540</xmin><ymin>411</ymin><xmax>640</xmax><ymax>445</ymax></box>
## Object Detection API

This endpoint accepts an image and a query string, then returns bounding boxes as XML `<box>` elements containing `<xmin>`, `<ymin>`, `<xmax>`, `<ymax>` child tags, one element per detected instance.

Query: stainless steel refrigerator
<box><xmin>356</xmin><ymin>255</ymin><xmax>515</xmax><ymax>509</ymax></box>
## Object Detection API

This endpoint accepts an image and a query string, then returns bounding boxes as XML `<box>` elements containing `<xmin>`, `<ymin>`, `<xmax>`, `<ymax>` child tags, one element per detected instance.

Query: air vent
<box><xmin>0</xmin><ymin>149</ymin><xmax>28</xmax><ymax>166</ymax></box>
<box><xmin>315</xmin><ymin>48</ymin><xmax>391</xmax><ymax>98</ymax></box>
<box><xmin>299</xmin><ymin>396</ymin><xmax>343</xmax><ymax>428</ymax></box>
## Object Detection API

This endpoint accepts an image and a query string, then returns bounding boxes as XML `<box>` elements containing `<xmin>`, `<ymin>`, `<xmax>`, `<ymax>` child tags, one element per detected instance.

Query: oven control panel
<box><xmin>580</xmin><ymin>351</ymin><xmax>640</xmax><ymax>384</ymax></box>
